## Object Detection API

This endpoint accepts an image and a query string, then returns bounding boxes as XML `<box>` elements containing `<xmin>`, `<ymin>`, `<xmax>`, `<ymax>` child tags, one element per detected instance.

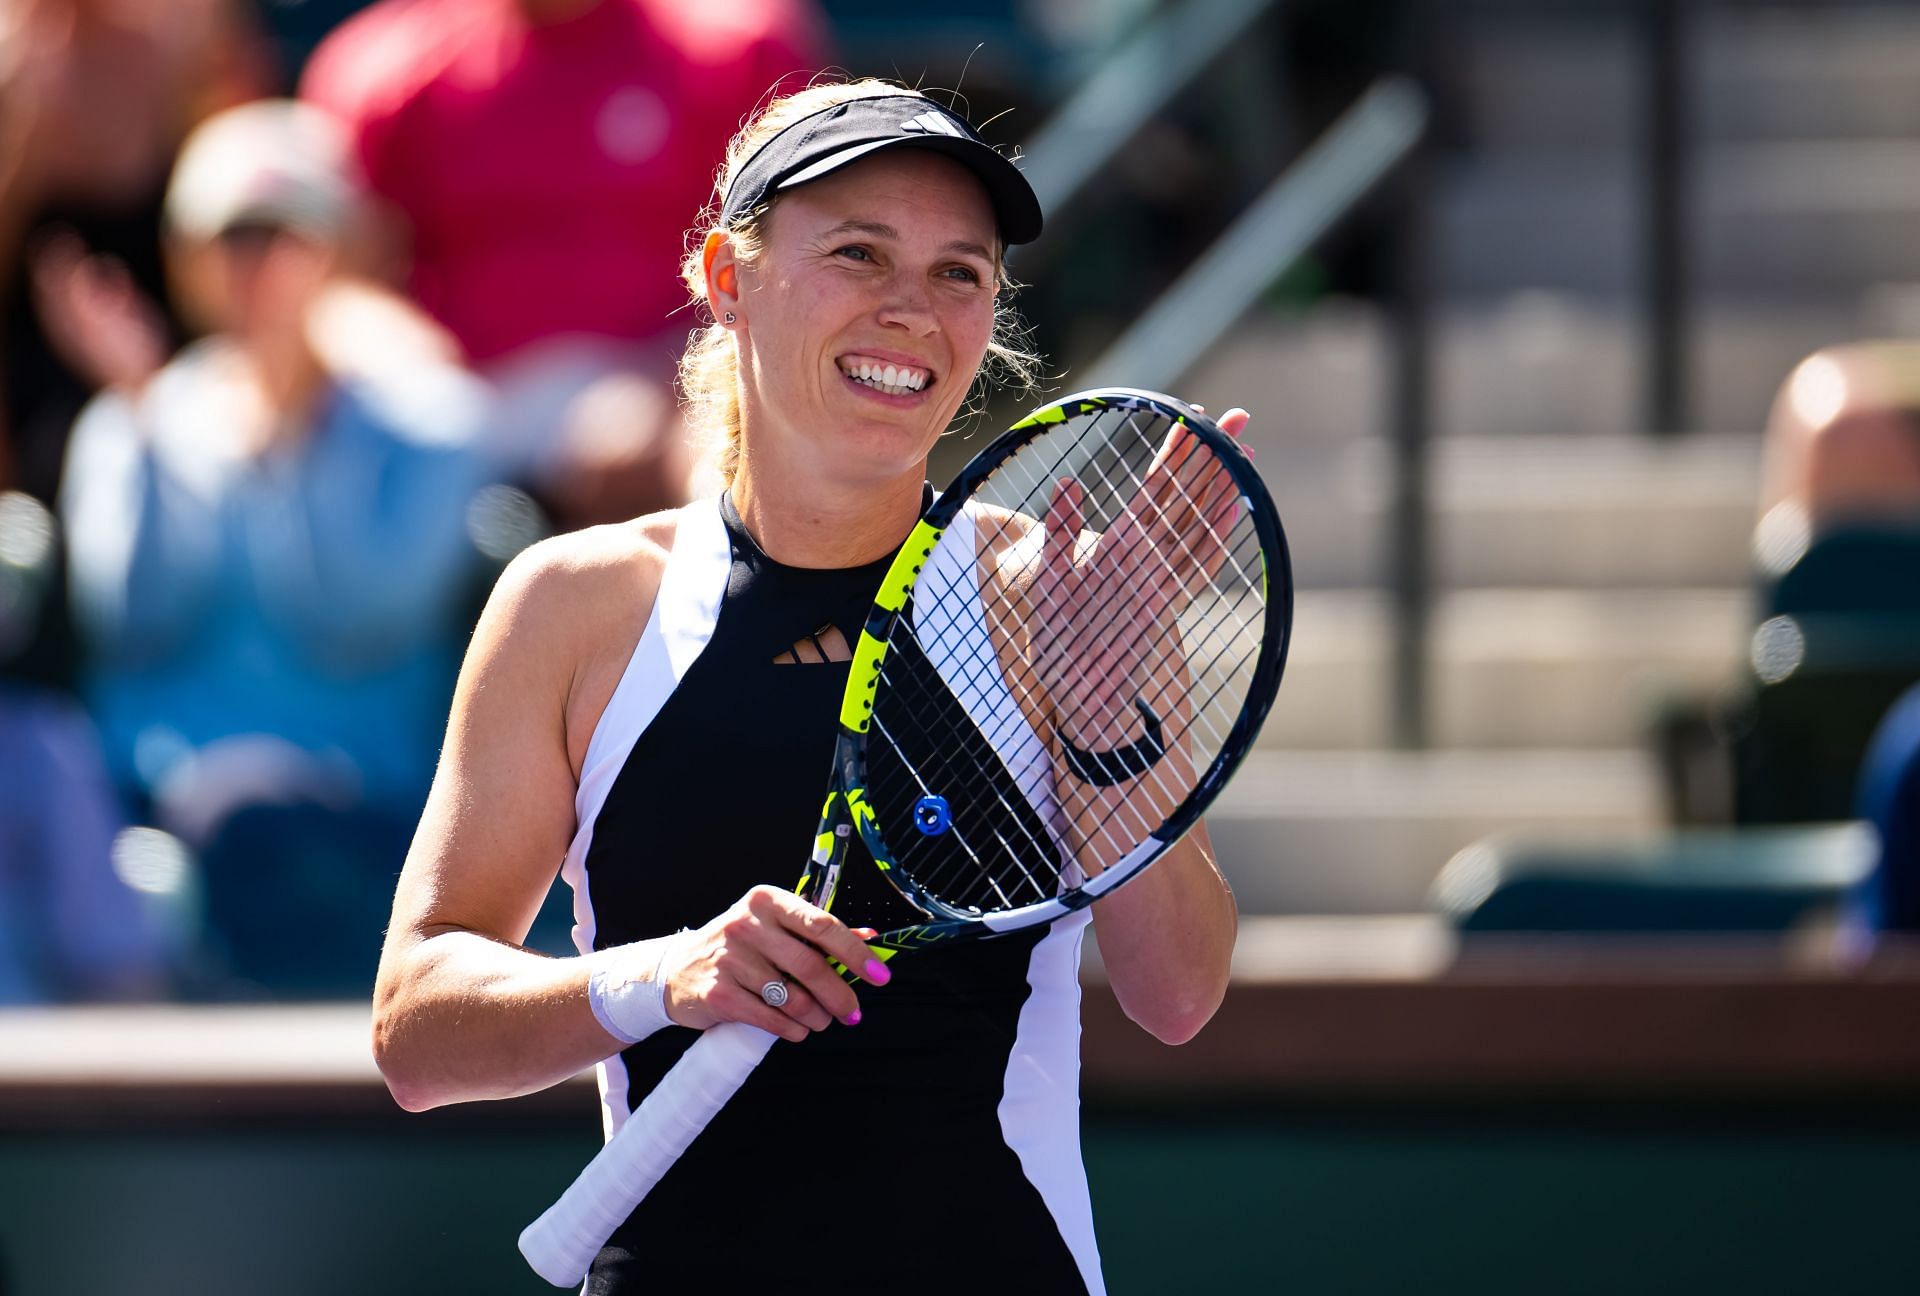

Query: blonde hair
<box><xmin>677</xmin><ymin>78</ymin><xmax>1042</xmax><ymax>484</ymax></box>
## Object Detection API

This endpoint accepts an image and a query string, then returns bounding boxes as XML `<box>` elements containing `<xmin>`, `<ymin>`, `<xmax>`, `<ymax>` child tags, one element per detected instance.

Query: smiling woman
<box><xmin>371</xmin><ymin>77</ymin><xmax>1243</xmax><ymax>1296</ymax></box>
<box><xmin>677</xmin><ymin>81</ymin><xmax>1042</xmax><ymax>495</ymax></box>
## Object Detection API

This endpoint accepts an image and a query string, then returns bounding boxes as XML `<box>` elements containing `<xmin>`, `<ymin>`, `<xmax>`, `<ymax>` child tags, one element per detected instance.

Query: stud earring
<box><xmin>723</xmin><ymin>311</ymin><xmax>737</xmax><ymax>325</ymax></box>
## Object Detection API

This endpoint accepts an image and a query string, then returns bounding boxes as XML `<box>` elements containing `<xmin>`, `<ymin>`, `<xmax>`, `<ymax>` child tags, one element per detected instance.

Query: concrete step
<box><xmin>1456</xmin><ymin>7</ymin><xmax>1920</xmax><ymax>150</ymax></box>
<box><xmin>1266</xmin><ymin>587</ymin><xmax>1748</xmax><ymax>750</ymax></box>
<box><xmin>1206</xmin><ymin>749</ymin><xmax>1662</xmax><ymax>914</ymax></box>
<box><xmin>1268</xmin><ymin>432</ymin><xmax>1761</xmax><ymax>589</ymax></box>
<box><xmin>1182</xmin><ymin>300</ymin><xmax>1872</xmax><ymax>442</ymax></box>
<box><xmin>1438</xmin><ymin>142</ymin><xmax>1920</xmax><ymax>299</ymax></box>
<box><xmin>1698</xmin><ymin>8</ymin><xmax>1920</xmax><ymax>142</ymax></box>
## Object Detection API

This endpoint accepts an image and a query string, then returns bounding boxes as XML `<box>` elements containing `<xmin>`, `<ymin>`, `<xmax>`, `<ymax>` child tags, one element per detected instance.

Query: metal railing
<box><xmin>1019</xmin><ymin>0</ymin><xmax>1277</xmax><ymax>220</ymax></box>
<box><xmin>1025</xmin><ymin>0</ymin><xmax>1439</xmax><ymax>745</ymax></box>
<box><xmin>1018</xmin><ymin>0</ymin><xmax>1734</xmax><ymax>746</ymax></box>
<box><xmin>1078</xmin><ymin>78</ymin><xmax>1429</xmax><ymax>390</ymax></box>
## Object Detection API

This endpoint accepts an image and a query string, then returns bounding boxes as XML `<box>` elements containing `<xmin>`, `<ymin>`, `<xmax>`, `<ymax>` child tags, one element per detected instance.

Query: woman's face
<box><xmin>728</xmin><ymin>149</ymin><xmax>1000</xmax><ymax>484</ymax></box>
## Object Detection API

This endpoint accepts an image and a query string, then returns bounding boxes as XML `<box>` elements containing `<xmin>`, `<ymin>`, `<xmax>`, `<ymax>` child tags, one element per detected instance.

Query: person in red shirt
<box><xmin>301</xmin><ymin>0</ymin><xmax>827</xmax><ymax>526</ymax></box>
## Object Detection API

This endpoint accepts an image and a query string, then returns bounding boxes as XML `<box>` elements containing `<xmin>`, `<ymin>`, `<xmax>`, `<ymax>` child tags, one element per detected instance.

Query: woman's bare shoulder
<box><xmin>476</xmin><ymin>506</ymin><xmax>694</xmax><ymax>774</ymax></box>
<box><xmin>489</xmin><ymin>509</ymin><xmax>682</xmax><ymax>637</ymax></box>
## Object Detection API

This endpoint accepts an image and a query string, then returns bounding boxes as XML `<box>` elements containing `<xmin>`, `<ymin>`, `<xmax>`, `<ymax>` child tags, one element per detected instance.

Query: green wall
<box><xmin>2</xmin><ymin>1105</ymin><xmax>1915</xmax><ymax>1295</ymax></box>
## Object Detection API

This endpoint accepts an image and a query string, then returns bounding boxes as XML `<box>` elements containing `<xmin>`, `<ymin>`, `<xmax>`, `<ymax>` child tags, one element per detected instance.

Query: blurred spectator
<box><xmin>0</xmin><ymin>684</ymin><xmax>169</xmax><ymax>1003</ymax></box>
<box><xmin>1689</xmin><ymin>343</ymin><xmax>1920</xmax><ymax>830</ymax></box>
<box><xmin>1</xmin><ymin>0</ymin><xmax>271</xmax><ymax>503</ymax></box>
<box><xmin>53</xmin><ymin>100</ymin><xmax>491</xmax><ymax>994</ymax></box>
<box><xmin>300</xmin><ymin>0</ymin><xmax>827</xmax><ymax>527</ymax></box>
<box><xmin>0</xmin><ymin>0</ymin><xmax>270</xmax><ymax>691</ymax></box>
<box><xmin>0</xmin><ymin>489</ymin><xmax>168</xmax><ymax>1002</ymax></box>
<box><xmin>1860</xmin><ymin>682</ymin><xmax>1920</xmax><ymax>934</ymax></box>
<box><xmin>1756</xmin><ymin>341</ymin><xmax>1920</xmax><ymax>552</ymax></box>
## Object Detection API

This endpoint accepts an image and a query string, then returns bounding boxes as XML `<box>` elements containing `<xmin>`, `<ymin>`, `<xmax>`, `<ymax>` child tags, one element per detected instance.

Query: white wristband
<box><xmin>588</xmin><ymin>933</ymin><xmax>683</xmax><ymax>1046</ymax></box>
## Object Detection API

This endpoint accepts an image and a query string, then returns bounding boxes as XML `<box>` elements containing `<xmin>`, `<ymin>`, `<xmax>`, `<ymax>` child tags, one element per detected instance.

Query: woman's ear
<box><xmin>702</xmin><ymin>230</ymin><xmax>741</xmax><ymax>326</ymax></box>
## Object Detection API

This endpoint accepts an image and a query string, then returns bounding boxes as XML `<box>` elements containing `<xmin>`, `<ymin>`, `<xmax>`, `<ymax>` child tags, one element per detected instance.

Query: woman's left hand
<box><xmin>1029</xmin><ymin>407</ymin><xmax>1251</xmax><ymax>749</ymax></box>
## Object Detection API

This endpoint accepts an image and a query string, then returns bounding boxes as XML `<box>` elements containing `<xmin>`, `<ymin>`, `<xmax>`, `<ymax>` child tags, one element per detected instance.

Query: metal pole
<box><xmin>1080</xmin><ymin>79</ymin><xmax>1429</xmax><ymax>391</ymax></box>
<box><xmin>1388</xmin><ymin>6</ymin><xmax>1436</xmax><ymax>751</ymax></box>
<box><xmin>1644</xmin><ymin>0</ymin><xmax>1688</xmax><ymax>435</ymax></box>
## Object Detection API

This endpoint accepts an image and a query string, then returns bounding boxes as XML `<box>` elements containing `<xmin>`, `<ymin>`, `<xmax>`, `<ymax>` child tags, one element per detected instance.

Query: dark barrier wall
<box><xmin>3</xmin><ymin>1106</ymin><xmax>1919</xmax><ymax>1295</ymax></box>
<box><xmin>5</xmin><ymin>949</ymin><xmax>1919</xmax><ymax>1296</ymax></box>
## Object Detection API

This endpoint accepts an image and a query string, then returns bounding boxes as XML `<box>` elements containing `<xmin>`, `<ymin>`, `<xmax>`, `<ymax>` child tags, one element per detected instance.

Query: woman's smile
<box><xmin>835</xmin><ymin>349</ymin><xmax>936</xmax><ymax>401</ymax></box>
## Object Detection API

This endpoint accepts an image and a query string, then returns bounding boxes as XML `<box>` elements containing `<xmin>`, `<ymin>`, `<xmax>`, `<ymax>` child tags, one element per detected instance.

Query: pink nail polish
<box><xmin>847</xmin><ymin>1010</ymin><xmax>862</xmax><ymax>1026</ymax></box>
<box><xmin>864</xmin><ymin>958</ymin><xmax>891</xmax><ymax>984</ymax></box>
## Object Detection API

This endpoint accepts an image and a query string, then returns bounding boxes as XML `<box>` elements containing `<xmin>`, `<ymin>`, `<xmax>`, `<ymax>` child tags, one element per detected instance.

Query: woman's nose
<box><xmin>875</xmin><ymin>273</ymin><xmax>938</xmax><ymax>335</ymax></box>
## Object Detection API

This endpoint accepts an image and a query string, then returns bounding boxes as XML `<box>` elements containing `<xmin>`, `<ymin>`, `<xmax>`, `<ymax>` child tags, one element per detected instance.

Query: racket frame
<box><xmin>814</xmin><ymin>387</ymin><xmax>1293</xmax><ymax>950</ymax></box>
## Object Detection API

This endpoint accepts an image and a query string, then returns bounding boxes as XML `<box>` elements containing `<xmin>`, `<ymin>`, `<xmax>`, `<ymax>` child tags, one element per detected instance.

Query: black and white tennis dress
<box><xmin>561</xmin><ymin>494</ymin><xmax>1103</xmax><ymax>1295</ymax></box>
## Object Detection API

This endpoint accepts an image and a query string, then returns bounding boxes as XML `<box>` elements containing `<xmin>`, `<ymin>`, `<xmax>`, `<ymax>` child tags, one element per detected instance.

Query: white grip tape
<box><xmin>518</xmin><ymin>1022</ymin><xmax>780</xmax><ymax>1287</ymax></box>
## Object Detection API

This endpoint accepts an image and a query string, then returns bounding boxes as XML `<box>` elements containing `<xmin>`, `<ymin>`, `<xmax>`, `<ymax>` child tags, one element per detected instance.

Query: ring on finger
<box><xmin>759</xmin><ymin>979</ymin><xmax>790</xmax><ymax>1009</ymax></box>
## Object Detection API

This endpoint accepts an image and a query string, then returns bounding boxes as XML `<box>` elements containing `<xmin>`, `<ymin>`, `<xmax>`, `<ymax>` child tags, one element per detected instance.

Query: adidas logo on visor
<box><xmin>900</xmin><ymin>111</ymin><xmax>967</xmax><ymax>138</ymax></box>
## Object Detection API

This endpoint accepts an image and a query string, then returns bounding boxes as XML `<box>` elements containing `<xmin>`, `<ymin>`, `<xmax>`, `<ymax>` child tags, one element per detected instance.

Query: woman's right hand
<box><xmin>659</xmin><ymin>886</ymin><xmax>889</xmax><ymax>1042</ymax></box>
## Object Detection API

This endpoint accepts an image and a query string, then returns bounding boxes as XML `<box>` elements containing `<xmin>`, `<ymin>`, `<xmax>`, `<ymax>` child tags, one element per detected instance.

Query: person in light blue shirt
<box><xmin>52</xmin><ymin>101</ymin><xmax>494</xmax><ymax>993</ymax></box>
<box><xmin>62</xmin><ymin>338</ymin><xmax>486</xmax><ymax>823</ymax></box>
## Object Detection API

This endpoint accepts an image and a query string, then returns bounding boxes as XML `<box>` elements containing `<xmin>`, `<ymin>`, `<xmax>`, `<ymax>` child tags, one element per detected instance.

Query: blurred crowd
<box><xmin>1</xmin><ymin>0</ymin><xmax>826</xmax><ymax>1001</ymax></box>
<box><xmin>1745</xmin><ymin>341</ymin><xmax>1920</xmax><ymax>932</ymax></box>
<box><xmin>5</xmin><ymin>0</ymin><xmax>1919</xmax><ymax>1006</ymax></box>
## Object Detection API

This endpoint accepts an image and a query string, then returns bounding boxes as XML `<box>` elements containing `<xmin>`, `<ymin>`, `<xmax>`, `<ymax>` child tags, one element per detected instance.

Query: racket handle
<box><xmin>518</xmin><ymin>1021</ymin><xmax>779</xmax><ymax>1286</ymax></box>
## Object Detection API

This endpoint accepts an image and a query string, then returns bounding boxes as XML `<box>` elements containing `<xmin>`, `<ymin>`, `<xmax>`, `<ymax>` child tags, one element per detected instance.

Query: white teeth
<box><xmin>842</xmin><ymin>359</ymin><xmax>928</xmax><ymax>395</ymax></box>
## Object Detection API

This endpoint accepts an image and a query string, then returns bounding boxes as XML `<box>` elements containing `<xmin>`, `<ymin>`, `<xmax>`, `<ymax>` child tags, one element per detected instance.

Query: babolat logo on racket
<box><xmin>900</xmin><ymin>111</ymin><xmax>967</xmax><ymax>138</ymax></box>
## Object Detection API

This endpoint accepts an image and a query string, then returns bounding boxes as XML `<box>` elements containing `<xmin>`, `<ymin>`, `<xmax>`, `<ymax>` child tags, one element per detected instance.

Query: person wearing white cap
<box><xmin>55</xmin><ymin>99</ymin><xmax>495</xmax><ymax>994</ymax></box>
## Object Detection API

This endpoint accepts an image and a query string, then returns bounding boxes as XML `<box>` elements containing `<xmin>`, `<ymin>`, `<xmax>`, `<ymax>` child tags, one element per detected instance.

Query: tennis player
<box><xmin>374</xmin><ymin>78</ymin><xmax>1241</xmax><ymax>1294</ymax></box>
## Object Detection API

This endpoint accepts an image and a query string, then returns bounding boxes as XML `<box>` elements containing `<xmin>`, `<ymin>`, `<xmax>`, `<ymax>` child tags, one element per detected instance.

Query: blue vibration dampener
<box><xmin>913</xmin><ymin>795</ymin><xmax>952</xmax><ymax>836</ymax></box>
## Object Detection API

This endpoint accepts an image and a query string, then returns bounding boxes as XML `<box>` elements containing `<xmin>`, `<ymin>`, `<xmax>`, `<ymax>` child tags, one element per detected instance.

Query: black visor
<box><xmin>718</xmin><ymin>95</ymin><xmax>1043</xmax><ymax>246</ymax></box>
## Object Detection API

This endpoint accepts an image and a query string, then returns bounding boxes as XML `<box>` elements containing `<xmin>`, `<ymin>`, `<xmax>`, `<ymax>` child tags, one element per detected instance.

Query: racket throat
<box><xmin>800</xmin><ymin>790</ymin><xmax>857</xmax><ymax>911</ymax></box>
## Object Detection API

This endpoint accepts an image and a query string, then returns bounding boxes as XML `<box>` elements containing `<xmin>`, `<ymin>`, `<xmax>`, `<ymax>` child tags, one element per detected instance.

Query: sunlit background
<box><xmin>3</xmin><ymin>1</ymin><xmax>1919</xmax><ymax>1292</ymax></box>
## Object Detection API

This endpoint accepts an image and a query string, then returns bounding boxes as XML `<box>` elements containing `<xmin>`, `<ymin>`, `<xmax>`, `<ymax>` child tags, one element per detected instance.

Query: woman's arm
<box><xmin>1039</xmin><ymin>407</ymin><xmax>1253</xmax><ymax>1045</ymax></box>
<box><xmin>1054</xmin><ymin>620</ymin><xmax>1237</xmax><ymax>1044</ymax></box>
<box><xmin>373</xmin><ymin>521</ymin><xmax>878</xmax><ymax>1112</ymax></box>
<box><xmin>1087</xmin><ymin>826</ymin><xmax>1236</xmax><ymax>1044</ymax></box>
<box><xmin>371</xmin><ymin>531</ymin><xmax>628</xmax><ymax>1111</ymax></box>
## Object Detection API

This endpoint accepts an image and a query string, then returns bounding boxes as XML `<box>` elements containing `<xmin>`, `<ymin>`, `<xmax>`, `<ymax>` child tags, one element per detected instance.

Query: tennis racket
<box><xmin>519</xmin><ymin>387</ymin><xmax>1292</xmax><ymax>1286</ymax></box>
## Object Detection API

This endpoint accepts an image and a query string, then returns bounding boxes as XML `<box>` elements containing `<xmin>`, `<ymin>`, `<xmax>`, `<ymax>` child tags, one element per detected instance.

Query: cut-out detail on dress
<box><xmin>773</xmin><ymin>623</ymin><xmax>851</xmax><ymax>665</ymax></box>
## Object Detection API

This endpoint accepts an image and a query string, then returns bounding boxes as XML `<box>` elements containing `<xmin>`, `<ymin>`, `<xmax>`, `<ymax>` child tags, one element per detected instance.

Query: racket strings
<box><xmin>1071</xmin><ymin>413</ymin><xmax>1268</xmax><ymax>677</ymax></box>
<box><xmin>992</xmin><ymin>411</ymin><xmax>1263</xmax><ymax>768</ymax></box>
<box><xmin>1006</xmin><ymin>468</ymin><xmax>1259</xmax><ymax>852</ymax></box>
<box><xmin>869</xmin><ymin>404</ymin><xmax>1269</xmax><ymax>911</ymax></box>
<box><xmin>885</xmin><ymin>570</ymin><xmax>1087</xmax><ymax>910</ymax></box>
<box><xmin>913</xmin><ymin>411</ymin><xmax>1256</xmax><ymax>867</ymax></box>
<box><xmin>1008</xmin><ymin>412</ymin><xmax>1266</xmax><ymax>835</ymax></box>
<box><xmin>986</xmin><ymin>422</ymin><xmax>1262</xmax><ymax>793</ymax></box>
<box><xmin>867</xmin><ymin>592</ymin><xmax>1072</xmax><ymax>910</ymax></box>
<box><xmin>867</xmin><ymin>706</ymin><xmax>1059</xmax><ymax>906</ymax></box>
